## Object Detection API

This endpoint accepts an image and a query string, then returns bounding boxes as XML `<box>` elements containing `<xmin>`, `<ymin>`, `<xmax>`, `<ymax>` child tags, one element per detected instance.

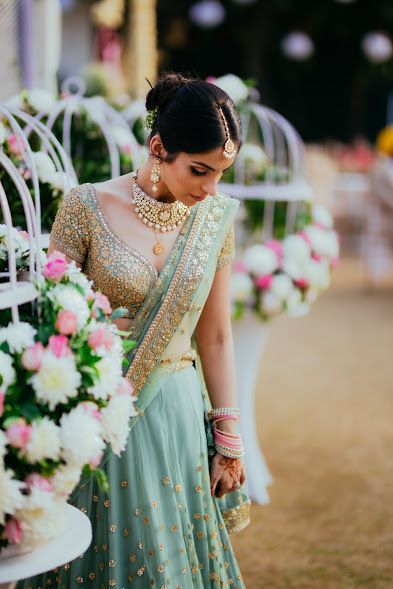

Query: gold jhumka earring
<box><xmin>219</xmin><ymin>108</ymin><xmax>237</xmax><ymax>159</ymax></box>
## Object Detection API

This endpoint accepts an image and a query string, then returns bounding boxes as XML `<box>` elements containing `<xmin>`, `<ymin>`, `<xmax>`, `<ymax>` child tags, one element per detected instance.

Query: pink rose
<box><xmin>116</xmin><ymin>378</ymin><xmax>134</xmax><ymax>397</ymax></box>
<box><xmin>55</xmin><ymin>309</ymin><xmax>78</xmax><ymax>335</ymax></box>
<box><xmin>6</xmin><ymin>419</ymin><xmax>32</xmax><ymax>449</ymax></box>
<box><xmin>294</xmin><ymin>278</ymin><xmax>309</xmax><ymax>290</ymax></box>
<box><xmin>88</xmin><ymin>327</ymin><xmax>114</xmax><ymax>352</ymax></box>
<box><xmin>80</xmin><ymin>401</ymin><xmax>101</xmax><ymax>421</ymax></box>
<box><xmin>5</xmin><ymin>518</ymin><xmax>23</xmax><ymax>544</ymax></box>
<box><xmin>42</xmin><ymin>251</ymin><xmax>68</xmax><ymax>281</ymax></box>
<box><xmin>7</xmin><ymin>134</ymin><xmax>26</xmax><ymax>157</ymax></box>
<box><xmin>265</xmin><ymin>239</ymin><xmax>283</xmax><ymax>263</ymax></box>
<box><xmin>233</xmin><ymin>260</ymin><xmax>248</xmax><ymax>274</ymax></box>
<box><xmin>89</xmin><ymin>451</ymin><xmax>103</xmax><ymax>469</ymax></box>
<box><xmin>25</xmin><ymin>473</ymin><xmax>54</xmax><ymax>493</ymax></box>
<box><xmin>255</xmin><ymin>274</ymin><xmax>273</xmax><ymax>290</ymax></box>
<box><xmin>121</xmin><ymin>144</ymin><xmax>132</xmax><ymax>156</ymax></box>
<box><xmin>92</xmin><ymin>292</ymin><xmax>112</xmax><ymax>316</ymax></box>
<box><xmin>48</xmin><ymin>335</ymin><xmax>70</xmax><ymax>358</ymax></box>
<box><xmin>298</xmin><ymin>231</ymin><xmax>311</xmax><ymax>245</ymax></box>
<box><xmin>0</xmin><ymin>392</ymin><xmax>4</xmax><ymax>417</ymax></box>
<box><xmin>312</xmin><ymin>252</ymin><xmax>322</xmax><ymax>262</ymax></box>
<box><xmin>22</xmin><ymin>342</ymin><xmax>44</xmax><ymax>371</ymax></box>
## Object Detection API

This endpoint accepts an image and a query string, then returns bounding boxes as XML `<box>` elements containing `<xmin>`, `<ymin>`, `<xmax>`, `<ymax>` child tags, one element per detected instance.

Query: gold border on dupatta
<box><xmin>222</xmin><ymin>500</ymin><xmax>251</xmax><ymax>534</ymax></box>
<box><xmin>126</xmin><ymin>194</ymin><xmax>229</xmax><ymax>394</ymax></box>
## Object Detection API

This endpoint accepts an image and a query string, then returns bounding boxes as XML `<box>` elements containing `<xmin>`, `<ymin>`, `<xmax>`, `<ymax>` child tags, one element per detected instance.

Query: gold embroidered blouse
<box><xmin>50</xmin><ymin>184</ymin><xmax>235</xmax><ymax>319</ymax></box>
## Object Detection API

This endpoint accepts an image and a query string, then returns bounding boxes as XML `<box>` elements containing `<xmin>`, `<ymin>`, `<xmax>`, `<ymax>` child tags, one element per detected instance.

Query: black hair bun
<box><xmin>145</xmin><ymin>72</ymin><xmax>197</xmax><ymax>112</ymax></box>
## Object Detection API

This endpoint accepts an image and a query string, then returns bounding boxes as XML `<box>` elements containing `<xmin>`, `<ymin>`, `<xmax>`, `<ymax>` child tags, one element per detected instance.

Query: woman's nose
<box><xmin>201</xmin><ymin>177</ymin><xmax>218</xmax><ymax>196</ymax></box>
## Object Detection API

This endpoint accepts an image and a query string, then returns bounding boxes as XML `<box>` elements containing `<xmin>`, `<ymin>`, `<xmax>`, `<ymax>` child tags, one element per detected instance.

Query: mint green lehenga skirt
<box><xmin>19</xmin><ymin>363</ymin><xmax>248</xmax><ymax>589</ymax></box>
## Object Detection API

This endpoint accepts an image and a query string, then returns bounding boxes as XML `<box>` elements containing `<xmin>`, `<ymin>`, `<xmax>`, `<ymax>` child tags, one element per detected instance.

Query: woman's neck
<box><xmin>136</xmin><ymin>159</ymin><xmax>175</xmax><ymax>204</ymax></box>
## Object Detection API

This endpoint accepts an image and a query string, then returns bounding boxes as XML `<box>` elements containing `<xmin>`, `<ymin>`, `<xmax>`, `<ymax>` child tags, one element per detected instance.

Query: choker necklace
<box><xmin>131</xmin><ymin>176</ymin><xmax>190</xmax><ymax>256</ymax></box>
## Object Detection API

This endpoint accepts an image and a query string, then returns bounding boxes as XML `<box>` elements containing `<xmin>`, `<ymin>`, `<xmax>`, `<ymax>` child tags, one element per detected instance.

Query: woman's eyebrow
<box><xmin>191</xmin><ymin>160</ymin><xmax>233</xmax><ymax>173</ymax></box>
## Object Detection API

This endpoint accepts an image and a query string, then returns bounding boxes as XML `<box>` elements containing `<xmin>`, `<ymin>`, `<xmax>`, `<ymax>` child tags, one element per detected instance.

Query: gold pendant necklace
<box><xmin>131</xmin><ymin>174</ymin><xmax>190</xmax><ymax>256</ymax></box>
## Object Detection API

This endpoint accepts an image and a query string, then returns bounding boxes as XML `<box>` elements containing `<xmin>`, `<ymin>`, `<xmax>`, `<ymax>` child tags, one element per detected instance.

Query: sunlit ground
<box><xmin>232</xmin><ymin>256</ymin><xmax>393</xmax><ymax>589</ymax></box>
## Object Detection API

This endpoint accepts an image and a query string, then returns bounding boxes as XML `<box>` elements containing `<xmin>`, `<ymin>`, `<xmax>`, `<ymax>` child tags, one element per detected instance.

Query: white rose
<box><xmin>269</xmin><ymin>274</ymin><xmax>294</xmax><ymax>300</ymax></box>
<box><xmin>16</xmin><ymin>498</ymin><xmax>65</xmax><ymax>548</ymax></box>
<box><xmin>23</xmin><ymin>417</ymin><xmax>61</xmax><ymax>463</ymax></box>
<box><xmin>0</xmin><ymin>322</ymin><xmax>36</xmax><ymax>353</ymax></box>
<box><xmin>238</xmin><ymin>143</ymin><xmax>268</xmax><ymax>176</ymax></box>
<box><xmin>261</xmin><ymin>291</ymin><xmax>283</xmax><ymax>317</ymax></box>
<box><xmin>30</xmin><ymin>352</ymin><xmax>81</xmax><ymax>410</ymax></box>
<box><xmin>286</xmin><ymin>289</ymin><xmax>310</xmax><ymax>317</ymax></box>
<box><xmin>312</xmin><ymin>204</ymin><xmax>333</xmax><ymax>229</ymax></box>
<box><xmin>230</xmin><ymin>273</ymin><xmax>253</xmax><ymax>303</ymax></box>
<box><xmin>305</xmin><ymin>259</ymin><xmax>331</xmax><ymax>291</ymax></box>
<box><xmin>101</xmin><ymin>394</ymin><xmax>136</xmax><ymax>456</ymax></box>
<box><xmin>88</xmin><ymin>355</ymin><xmax>123</xmax><ymax>401</ymax></box>
<box><xmin>0</xmin><ymin>122</ymin><xmax>7</xmax><ymax>144</ymax></box>
<box><xmin>0</xmin><ymin>467</ymin><xmax>26</xmax><ymax>525</ymax></box>
<box><xmin>281</xmin><ymin>258</ymin><xmax>307</xmax><ymax>281</ymax></box>
<box><xmin>28</xmin><ymin>89</ymin><xmax>56</xmax><ymax>114</ymax></box>
<box><xmin>304</xmin><ymin>226</ymin><xmax>339</xmax><ymax>259</ymax></box>
<box><xmin>0</xmin><ymin>350</ymin><xmax>16</xmax><ymax>390</ymax></box>
<box><xmin>32</xmin><ymin>151</ymin><xmax>56</xmax><ymax>183</ymax></box>
<box><xmin>60</xmin><ymin>406</ymin><xmax>105</xmax><ymax>467</ymax></box>
<box><xmin>282</xmin><ymin>234</ymin><xmax>311</xmax><ymax>263</ymax></box>
<box><xmin>243</xmin><ymin>244</ymin><xmax>278</xmax><ymax>275</ymax></box>
<box><xmin>48</xmin><ymin>284</ymin><xmax>90</xmax><ymax>329</ymax></box>
<box><xmin>46</xmin><ymin>171</ymin><xmax>65</xmax><ymax>192</ymax></box>
<box><xmin>51</xmin><ymin>464</ymin><xmax>82</xmax><ymax>498</ymax></box>
<box><xmin>213</xmin><ymin>74</ymin><xmax>249</xmax><ymax>104</ymax></box>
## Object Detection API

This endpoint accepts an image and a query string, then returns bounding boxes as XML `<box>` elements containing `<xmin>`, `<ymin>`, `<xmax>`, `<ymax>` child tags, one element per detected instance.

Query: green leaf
<box><xmin>122</xmin><ymin>339</ymin><xmax>136</xmax><ymax>354</ymax></box>
<box><xmin>20</xmin><ymin>403</ymin><xmax>42</xmax><ymax>421</ymax></box>
<box><xmin>109</xmin><ymin>307</ymin><xmax>128</xmax><ymax>320</ymax></box>
<box><xmin>94</xmin><ymin>468</ymin><xmax>109</xmax><ymax>494</ymax></box>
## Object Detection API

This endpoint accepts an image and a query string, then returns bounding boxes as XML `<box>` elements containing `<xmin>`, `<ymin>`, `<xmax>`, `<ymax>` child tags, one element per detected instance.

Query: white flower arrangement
<box><xmin>212</xmin><ymin>74</ymin><xmax>250</xmax><ymax>105</ymax></box>
<box><xmin>231</xmin><ymin>204</ymin><xmax>339</xmax><ymax>321</ymax></box>
<box><xmin>0</xmin><ymin>251</ymin><xmax>136</xmax><ymax>551</ymax></box>
<box><xmin>0</xmin><ymin>225</ymin><xmax>31</xmax><ymax>273</ymax></box>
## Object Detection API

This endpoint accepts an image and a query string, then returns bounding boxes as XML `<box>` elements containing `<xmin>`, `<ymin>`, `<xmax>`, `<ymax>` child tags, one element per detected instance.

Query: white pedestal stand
<box><xmin>232</xmin><ymin>313</ymin><xmax>273</xmax><ymax>504</ymax></box>
<box><xmin>0</xmin><ymin>504</ymin><xmax>92</xmax><ymax>589</ymax></box>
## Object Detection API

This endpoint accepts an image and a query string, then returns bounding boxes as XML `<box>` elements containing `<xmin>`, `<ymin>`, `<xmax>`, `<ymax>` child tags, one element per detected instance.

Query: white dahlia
<box><xmin>30</xmin><ymin>352</ymin><xmax>81</xmax><ymax>410</ymax></box>
<box><xmin>282</xmin><ymin>234</ymin><xmax>311</xmax><ymax>263</ymax></box>
<box><xmin>101</xmin><ymin>394</ymin><xmax>136</xmax><ymax>456</ymax></box>
<box><xmin>51</xmin><ymin>464</ymin><xmax>82</xmax><ymax>498</ymax></box>
<box><xmin>0</xmin><ymin>350</ymin><xmax>16</xmax><ymax>390</ymax></box>
<box><xmin>67</xmin><ymin>261</ymin><xmax>94</xmax><ymax>294</ymax></box>
<box><xmin>23</xmin><ymin>417</ymin><xmax>61</xmax><ymax>463</ymax></box>
<box><xmin>0</xmin><ymin>322</ymin><xmax>36</xmax><ymax>353</ymax></box>
<box><xmin>60</xmin><ymin>406</ymin><xmax>105</xmax><ymax>467</ymax></box>
<box><xmin>31</xmin><ymin>151</ymin><xmax>56</xmax><ymax>183</ymax></box>
<box><xmin>87</xmin><ymin>355</ymin><xmax>123</xmax><ymax>401</ymax></box>
<box><xmin>305</xmin><ymin>259</ymin><xmax>331</xmax><ymax>291</ymax></box>
<box><xmin>16</xmin><ymin>498</ymin><xmax>65</xmax><ymax>548</ymax></box>
<box><xmin>0</xmin><ymin>468</ymin><xmax>26</xmax><ymax>525</ymax></box>
<box><xmin>243</xmin><ymin>244</ymin><xmax>278</xmax><ymax>276</ymax></box>
<box><xmin>230</xmin><ymin>273</ymin><xmax>254</xmax><ymax>303</ymax></box>
<box><xmin>48</xmin><ymin>284</ymin><xmax>90</xmax><ymax>329</ymax></box>
<box><xmin>304</xmin><ymin>226</ymin><xmax>339</xmax><ymax>259</ymax></box>
<box><xmin>238</xmin><ymin>143</ymin><xmax>268</xmax><ymax>176</ymax></box>
<box><xmin>261</xmin><ymin>291</ymin><xmax>283</xmax><ymax>316</ymax></box>
<box><xmin>46</xmin><ymin>171</ymin><xmax>65</xmax><ymax>192</ymax></box>
<box><xmin>269</xmin><ymin>274</ymin><xmax>294</xmax><ymax>301</ymax></box>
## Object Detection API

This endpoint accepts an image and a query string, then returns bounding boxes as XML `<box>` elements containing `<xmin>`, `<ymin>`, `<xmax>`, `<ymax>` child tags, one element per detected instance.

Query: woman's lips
<box><xmin>190</xmin><ymin>194</ymin><xmax>207</xmax><ymax>201</ymax></box>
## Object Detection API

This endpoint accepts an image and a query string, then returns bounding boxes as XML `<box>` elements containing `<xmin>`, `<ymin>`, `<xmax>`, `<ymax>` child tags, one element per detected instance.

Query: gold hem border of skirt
<box><xmin>222</xmin><ymin>500</ymin><xmax>251</xmax><ymax>534</ymax></box>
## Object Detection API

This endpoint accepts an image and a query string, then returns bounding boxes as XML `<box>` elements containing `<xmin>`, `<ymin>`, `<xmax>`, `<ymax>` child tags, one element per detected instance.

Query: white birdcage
<box><xmin>33</xmin><ymin>78</ymin><xmax>144</xmax><ymax>180</ymax></box>
<box><xmin>220</xmin><ymin>102</ymin><xmax>313</xmax><ymax>241</ymax></box>
<box><xmin>0</xmin><ymin>105</ymin><xmax>77</xmax><ymax>320</ymax></box>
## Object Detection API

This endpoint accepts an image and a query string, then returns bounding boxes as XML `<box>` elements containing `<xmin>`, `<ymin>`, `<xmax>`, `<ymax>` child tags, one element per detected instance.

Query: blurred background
<box><xmin>1</xmin><ymin>0</ymin><xmax>393</xmax><ymax>587</ymax></box>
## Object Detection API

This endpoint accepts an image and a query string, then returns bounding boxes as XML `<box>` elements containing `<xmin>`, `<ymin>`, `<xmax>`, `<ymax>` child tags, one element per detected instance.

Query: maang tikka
<box><xmin>219</xmin><ymin>107</ymin><xmax>237</xmax><ymax>159</ymax></box>
<box><xmin>150</xmin><ymin>157</ymin><xmax>161</xmax><ymax>192</ymax></box>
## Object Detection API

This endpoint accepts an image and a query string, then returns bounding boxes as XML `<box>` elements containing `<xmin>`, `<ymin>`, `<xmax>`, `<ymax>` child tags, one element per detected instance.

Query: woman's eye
<box><xmin>191</xmin><ymin>167</ymin><xmax>207</xmax><ymax>177</ymax></box>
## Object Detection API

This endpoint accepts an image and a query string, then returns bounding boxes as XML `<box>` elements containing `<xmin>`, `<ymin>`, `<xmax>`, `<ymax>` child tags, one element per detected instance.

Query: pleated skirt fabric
<box><xmin>19</xmin><ymin>365</ymin><xmax>246</xmax><ymax>589</ymax></box>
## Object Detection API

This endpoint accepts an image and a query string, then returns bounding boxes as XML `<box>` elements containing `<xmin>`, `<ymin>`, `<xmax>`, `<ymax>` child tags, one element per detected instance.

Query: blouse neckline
<box><xmin>87</xmin><ymin>183</ymin><xmax>192</xmax><ymax>283</ymax></box>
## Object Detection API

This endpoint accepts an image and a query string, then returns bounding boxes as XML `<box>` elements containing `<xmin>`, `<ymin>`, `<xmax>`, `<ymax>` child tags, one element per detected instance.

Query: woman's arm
<box><xmin>195</xmin><ymin>262</ymin><xmax>238</xmax><ymax>434</ymax></box>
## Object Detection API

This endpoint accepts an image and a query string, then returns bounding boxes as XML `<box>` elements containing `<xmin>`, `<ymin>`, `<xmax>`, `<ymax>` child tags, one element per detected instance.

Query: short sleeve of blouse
<box><xmin>216</xmin><ymin>224</ymin><xmax>235</xmax><ymax>270</ymax></box>
<box><xmin>50</xmin><ymin>186</ymin><xmax>90</xmax><ymax>264</ymax></box>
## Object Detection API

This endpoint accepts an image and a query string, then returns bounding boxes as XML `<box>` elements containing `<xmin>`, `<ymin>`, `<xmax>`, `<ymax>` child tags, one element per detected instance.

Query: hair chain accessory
<box><xmin>150</xmin><ymin>157</ymin><xmax>161</xmax><ymax>193</ymax></box>
<box><xmin>218</xmin><ymin>107</ymin><xmax>237</xmax><ymax>159</ymax></box>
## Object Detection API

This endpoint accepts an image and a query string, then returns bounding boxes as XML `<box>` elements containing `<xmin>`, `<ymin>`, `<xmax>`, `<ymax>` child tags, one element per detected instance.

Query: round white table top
<box><xmin>0</xmin><ymin>505</ymin><xmax>92</xmax><ymax>583</ymax></box>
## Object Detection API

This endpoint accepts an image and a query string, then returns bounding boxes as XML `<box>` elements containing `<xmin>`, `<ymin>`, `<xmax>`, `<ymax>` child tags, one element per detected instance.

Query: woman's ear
<box><xmin>150</xmin><ymin>134</ymin><xmax>166</xmax><ymax>159</ymax></box>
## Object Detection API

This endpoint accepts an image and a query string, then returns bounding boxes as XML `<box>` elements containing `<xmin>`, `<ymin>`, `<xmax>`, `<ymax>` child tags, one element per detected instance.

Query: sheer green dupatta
<box><xmin>122</xmin><ymin>193</ymin><xmax>251</xmax><ymax>534</ymax></box>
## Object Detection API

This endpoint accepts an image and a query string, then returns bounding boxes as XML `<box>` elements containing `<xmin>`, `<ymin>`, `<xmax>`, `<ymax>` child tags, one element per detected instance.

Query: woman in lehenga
<box><xmin>20</xmin><ymin>72</ymin><xmax>251</xmax><ymax>589</ymax></box>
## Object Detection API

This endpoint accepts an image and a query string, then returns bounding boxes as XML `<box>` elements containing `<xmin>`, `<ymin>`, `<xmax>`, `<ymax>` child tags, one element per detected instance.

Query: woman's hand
<box><xmin>210</xmin><ymin>454</ymin><xmax>246</xmax><ymax>498</ymax></box>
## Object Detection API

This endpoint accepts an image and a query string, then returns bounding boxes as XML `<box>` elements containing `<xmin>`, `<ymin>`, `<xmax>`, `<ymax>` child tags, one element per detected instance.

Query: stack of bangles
<box><xmin>208</xmin><ymin>407</ymin><xmax>244</xmax><ymax>459</ymax></box>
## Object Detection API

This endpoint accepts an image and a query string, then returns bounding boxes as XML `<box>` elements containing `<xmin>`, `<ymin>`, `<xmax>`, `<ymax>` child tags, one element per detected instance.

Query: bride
<box><xmin>20</xmin><ymin>72</ymin><xmax>250</xmax><ymax>589</ymax></box>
